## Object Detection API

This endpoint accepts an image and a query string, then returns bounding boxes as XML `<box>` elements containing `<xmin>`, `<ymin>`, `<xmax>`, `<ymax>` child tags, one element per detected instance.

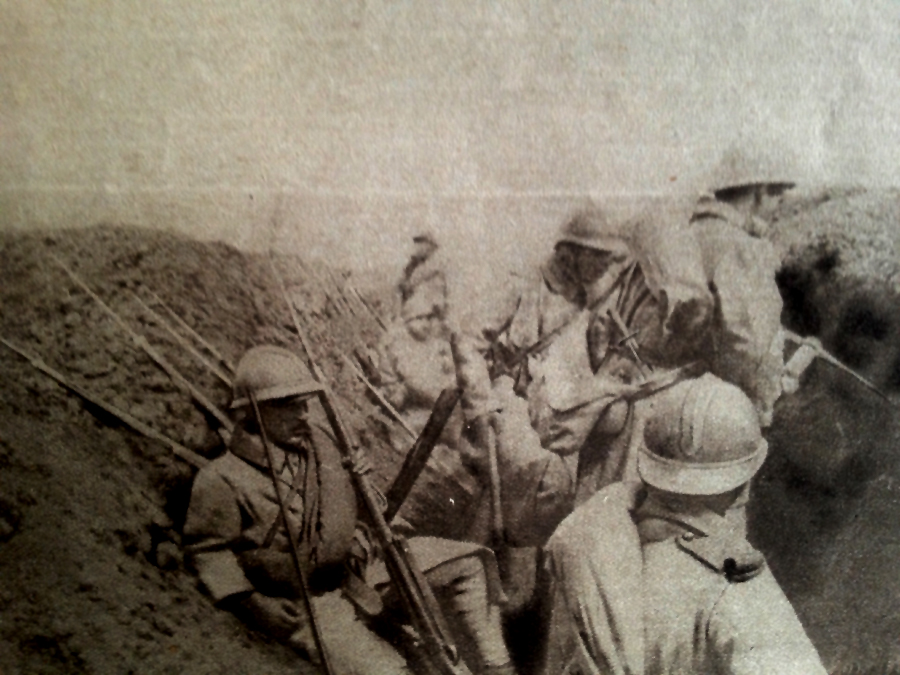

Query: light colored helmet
<box><xmin>638</xmin><ymin>373</ymin><xmax>768</xmax><ymax>495</ymax></box>
<box><xmin>230</xmin><ymin>345</ymin><xmax>321</xmax><ymax>409</ymax></box>
<box><xmin>708</xmin><ymin>144</ymin><xmax>797</xmax><ymax>196</ymax></box>
<box><xmin>555</xmin><ymin>210</ymin><xmax>630</xmax><ymax>257</ymax></box>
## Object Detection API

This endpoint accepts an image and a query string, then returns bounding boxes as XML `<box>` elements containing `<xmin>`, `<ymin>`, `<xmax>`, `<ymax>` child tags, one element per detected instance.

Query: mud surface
<box><xmin>0</xmin><ymin>190</ymin><xmax>898</xmax><ymax>673</ymax></box>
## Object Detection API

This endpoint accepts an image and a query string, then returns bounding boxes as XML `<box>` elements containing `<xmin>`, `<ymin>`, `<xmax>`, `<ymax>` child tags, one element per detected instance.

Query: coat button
<box><xmin>682</xmin><ymin>532</ymin><xmax>695</xmax><ymax>542</ymax></box>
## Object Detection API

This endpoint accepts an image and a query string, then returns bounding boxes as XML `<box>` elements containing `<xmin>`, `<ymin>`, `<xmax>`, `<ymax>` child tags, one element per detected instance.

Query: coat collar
<box><xmin>634</xmin><ymin>487</ymin><xmax>749</xmax><ymax>543</ymax></box>
<box><xmin>228</xmin><ymin>424</ymin><xmax>306</xmax><ymax>473</ymax></box>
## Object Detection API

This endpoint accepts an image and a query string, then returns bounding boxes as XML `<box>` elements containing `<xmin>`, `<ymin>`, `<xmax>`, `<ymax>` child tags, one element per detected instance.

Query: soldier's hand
<box><xmin>348</xmin><ymin>446</ymin><xmax>374</xmax><ymax>476</ymax></box>
<box><xmin>239</xmin><ymin>592</ymin><xmax>303</xmax><ymax>641</ymax></box>
<box><xmin>782</xmin><ymin>340</ymin><xmax>820</xmax><ymax>395</ymax></box>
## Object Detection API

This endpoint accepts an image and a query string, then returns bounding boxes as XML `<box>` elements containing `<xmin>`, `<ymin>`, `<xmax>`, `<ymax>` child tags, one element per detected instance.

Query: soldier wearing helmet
<box><xmin>441</xmin><ymin>208</ymin><xmax>670</xmax><ymax>625</ymax></box>
<box><xmin>397</xmin><ymin>229</ymin><xmax>447</xmax><ymax>318</ymax></box>
<box><xmin>698</xmin><ymin>144</ymin><xmax>798</xmax><ymax>238</ymax></box>
<box><xmin>541</xmin><ymin>374</ymin><xmax>826</xmax><ymax>675</ymax></box>
<box><xmin>685</xmin><ymin>144</ymin><xmax>801</xmax><ymax>427</ymax></box>
<box><xmin>184</xmin><ymin>345</ymin><xmax>517</xmax><ymax>675</ymax></box>
<box><xmin>450</xmin><ymin>208</ymin><xmax>638</xmax><ymax>450</ymax></box>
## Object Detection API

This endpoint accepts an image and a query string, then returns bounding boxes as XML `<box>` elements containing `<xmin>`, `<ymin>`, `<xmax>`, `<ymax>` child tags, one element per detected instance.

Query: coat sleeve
<box><xmin>183</xmin><ymin>466</ymin><xmax>255</xmax><ymax>603</ymax></box>
<box><xmin>708</xmin><ymin>569</ymin><xmax>827</xmax><ymax>675</ymax></box>
<box><xmin>491</xmin><ymin>381</ymin><xmax>578</xmax><ymax>546</ymax></box>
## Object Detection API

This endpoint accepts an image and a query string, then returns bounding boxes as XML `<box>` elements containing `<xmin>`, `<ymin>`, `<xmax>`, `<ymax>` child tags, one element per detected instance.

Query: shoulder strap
<box><xmin>676</xmin><ymin>530</ymin><xmax>766</xmax><ymax>583</ymax></box>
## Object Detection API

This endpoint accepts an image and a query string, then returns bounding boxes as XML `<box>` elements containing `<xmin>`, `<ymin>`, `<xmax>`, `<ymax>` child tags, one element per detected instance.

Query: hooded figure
<box><xmin>541</xmin><ymin>374</ymin><xmax>826</xmax><ymax>675</ymax></box>
<box><xmin>183</xmin><ymin>346</ymin><xmax>516</xmax><ymax>675</ymax></box>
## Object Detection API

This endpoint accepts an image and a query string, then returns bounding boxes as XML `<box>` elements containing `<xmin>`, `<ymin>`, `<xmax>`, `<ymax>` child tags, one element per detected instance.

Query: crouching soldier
<box><xmin>184</xmin><ymin>345</ymin><xmax>515</xmax><ymax>675</ymax></box>
<box><xmin>541</xmin><ymin>373</ymin><xmax>826</xmax><ymax>675</ymax></box>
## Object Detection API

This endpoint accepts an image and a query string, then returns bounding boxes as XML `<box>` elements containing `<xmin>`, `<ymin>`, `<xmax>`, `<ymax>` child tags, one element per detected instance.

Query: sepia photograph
<box><xmin>1</xmin><ymin>2</ymin><xmax>899</xmax><ymax>673</ymax></box>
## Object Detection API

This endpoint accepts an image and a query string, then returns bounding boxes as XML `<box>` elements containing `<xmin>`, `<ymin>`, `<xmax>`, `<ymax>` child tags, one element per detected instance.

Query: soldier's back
<box><xmin>641</xmin><ymin>536</ymin><xmax>827</xmax><ymax>675</ymax></box>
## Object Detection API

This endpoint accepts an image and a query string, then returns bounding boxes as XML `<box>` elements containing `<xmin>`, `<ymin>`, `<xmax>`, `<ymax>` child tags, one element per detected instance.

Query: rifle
<box><xmin>248</xmin><ymin>391</ymin><xmax>334</xmax><ymax>675</ymax></box>
<box><xmin>784</xmin><ymin>330</ymin><xmax>896</xmax><ymax>405</ymax></box>
<box><xmin>384</xmin><ymin>387</ymin><xmax>461</xmax><ymax>522</ymax></box>
<box><xmin>269</xmin><ymin>259</ymin><xmax>471</xmax><ymax>674</ymax></box>
<box><xmin>143</xmin><ymin>287</ymin><xmax>235</xmax><ymax>374</ymax></box>
<box><xmin>1</xmin><ymin>337</ymin><xmax>208</xmax><ymax>469</ymax></box>
<box><xmin>131</xmin><ymin>291</ymin><xmax>233</xmax><ymax>387</ymax></box>
<box><xmin>607</xmin><ymin>306</ymin><xmax>650</xmax><ymax>380</ymax></box>
<box><xmin>348</xmin><ymin>282</ymin><xmax>389</xmax><ymax>333</ymax></box>
<box><xmin>52</xmin><ymin>255</ymin><xmax>234</xmax><ymax>439</ymax></box>
<box><xmin>340</xmin><ymin>353</ymin><xmax>417</xmax><ymax>442</ymax></box>
<box><xmin>497</xmin><ymin>260</ymin><xmax>637</xmax><ymax>375</ymax></box>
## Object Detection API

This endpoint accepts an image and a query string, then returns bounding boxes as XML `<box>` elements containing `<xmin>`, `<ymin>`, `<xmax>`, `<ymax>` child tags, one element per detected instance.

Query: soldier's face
<box><xmin>258</xmin><ymin>395</ymin><xmax>312</xmax><ymax>446</ymax></box>
<box><xmin>576</xmin><ymin>247</ymin><xmax>621</xmax><ymax>285</ymax></box>
<box><xmin>407</xmin><ymin>315</ymin><xmax>438</xmax><ymax>341</ymax></box>
<box><xmin>754</xmin><ymin>184</ymin><xmax>789</xmax><ymax>221</ymax></box>
<box><xmin>555</xmin><ymin>243</ymin><xmax>619</xmax><ymax>285</ymax></box>
<box><xmin>723</xmin><ymin>184</ymin><xmax>788</xmax><ymax>221</ymax></box>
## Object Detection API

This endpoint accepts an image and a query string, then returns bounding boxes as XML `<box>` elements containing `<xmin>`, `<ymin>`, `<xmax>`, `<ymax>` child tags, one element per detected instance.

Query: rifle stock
<box><xmin>384</xmin><ymin>387</ymin><xmax>460</xmax><ymax>523</ymax></box>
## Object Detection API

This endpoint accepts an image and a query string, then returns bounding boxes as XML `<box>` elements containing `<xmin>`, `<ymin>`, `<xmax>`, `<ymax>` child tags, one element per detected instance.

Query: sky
<box><xmin>2</xmin><ymin>1</ymin><xmax>900</xmax><ymax>274</ymax></box>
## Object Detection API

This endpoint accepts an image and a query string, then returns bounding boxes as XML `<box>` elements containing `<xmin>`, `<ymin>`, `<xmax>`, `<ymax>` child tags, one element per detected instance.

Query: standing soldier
<box><xmin>373</xmin><ymin>288</ymin><xmax>477</xmax><ymax>540</ymax></box>
<box><xmin>183</xmin><ymin>345</ymin><xmax>516</xmax><ymax>675</ymax></box>
<box><xmin>448</xmin><ymin>208</ymin><xmax>669</xmax><ymax>549</ymax></box>
<box><xmin>688</xmin><ymin>145</ymin><xmax>798</xmax><ymax>427</ymax></box>
<box><xmin>397</xmin><ymin>230</ymin><xmax>447</xmax><ymax>321</ymax></box>
<box><xmin>541</xmin><ymin>373</ymin><xmax>827</xmax><ymax>675</ymax></box>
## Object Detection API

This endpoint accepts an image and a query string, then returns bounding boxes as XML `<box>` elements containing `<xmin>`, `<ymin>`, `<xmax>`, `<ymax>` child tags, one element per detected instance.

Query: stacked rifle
<box><xmin>1</xmin><ymin>253</ymin><xmax>470</xmax><ymax>675</ymax></box>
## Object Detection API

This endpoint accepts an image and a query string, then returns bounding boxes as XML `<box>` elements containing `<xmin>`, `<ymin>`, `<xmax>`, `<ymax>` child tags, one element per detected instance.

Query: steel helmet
<box><xmin>230</xmin><ymin>345</ymin><xmax>321</xmax><ymax>409</ymax></box>
<box><xmin>708</xmin><ymin>144</ymin><xmax>797</xmax><ymax>196</ymax></box>
<box><xmin>638</xmin><ymin>373</ymin><xmax>768</xmax><ymax>495</ymax></box>
<box><xmin>555</xmin><ymin>209</ymin><xmax>630</xmax><ymax>257</ymax></box>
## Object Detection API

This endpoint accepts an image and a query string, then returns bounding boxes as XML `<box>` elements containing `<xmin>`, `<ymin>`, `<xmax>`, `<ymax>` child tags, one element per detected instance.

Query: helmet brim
<box><xmin>555</xmin><ymin>236</ymin><xmax>630</xmax><ymax>257</ymax></box>
<box><xmin>711</xmin><ymin>180</ymin><xmax>796</xmax><ymax>197</ymax></box>
<box><xmin>637</xmin><ymin>440</ymin><xmax>768</xmax><ymax>496</ymax></box>
<box><xmin>230</xmin><ymin>382</ymin><xmax>322</xmax><ymax>409</ymax></box>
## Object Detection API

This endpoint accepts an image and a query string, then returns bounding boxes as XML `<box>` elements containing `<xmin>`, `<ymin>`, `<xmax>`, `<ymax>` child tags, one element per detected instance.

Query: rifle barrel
<box><xmin>131</xmin><ymin>292</ymin><xmax>233</xmax><ymax>387</ymax></box>
<box><xmin>341</xmin><ymin>353</ymin><xmax>417</xmax><ymax>441</ymax></box>
<box><xmin>143</xmin><ymin>287</ymin><xmax>235</xmax><ymax>373</ymax></box>
<box><xmin>784</xmin><ymin>330</ymin><xmax>895</xmax><ymax>405</ymax></box>
<box><xmin>348</xmin><ymin>283</ymin><xmax>388</xmax><ymax>333</ymax></box>
<box><xmin>1</xmin><ymin>337</ymin><xmax>208</xmax><ymax>468</ymax></box>
<box><xmin>52</xmin><ymin>255</ymin><xmax>234</xmax><ymax>434</ymax></box>
<box><xmin>607</xmin><ymin>306</ymin><xmax>650</xmax><ymax>379</ymax></box>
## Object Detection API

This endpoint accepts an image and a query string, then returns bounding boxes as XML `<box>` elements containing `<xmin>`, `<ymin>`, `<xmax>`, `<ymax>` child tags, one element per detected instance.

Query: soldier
<box><xmin>448</xmin><ymin>208</ymin><xmax>668</xmax><ymax>549</ymax></box>
<box><xmin>376</xmin><ymin>289</ymin><xmax>458</xmax><ymax>442</ymax></box>
<box><xmin>688</xmin><ymin>145</ymin><xmax>798</xmax><ymax>427</ymax></box>
<box><xmin>397</xmin><ymin>230</ymin><xmax>448</xmax><ymax>321</ymax></box>
<box><xmin>541</xmin><ymin>373</ymin><xmax>827</xmax><ymax>675</ymax></box>
<box><xmin>183</xmin><ymin>345</ymin><xmax>516</xmax><ymax>675</ymax></box>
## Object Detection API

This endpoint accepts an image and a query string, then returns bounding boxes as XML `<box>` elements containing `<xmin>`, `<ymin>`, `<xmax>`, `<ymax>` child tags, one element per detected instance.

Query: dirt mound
<box><xmin>752</xmin><ymin>187</ymin><xmax>900</xmax><ymax>672</ymax></box>
<box><xmin>0</xmin><ymin>225</ymin><xmax>473</xmax><ymax>674</ymax></box>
